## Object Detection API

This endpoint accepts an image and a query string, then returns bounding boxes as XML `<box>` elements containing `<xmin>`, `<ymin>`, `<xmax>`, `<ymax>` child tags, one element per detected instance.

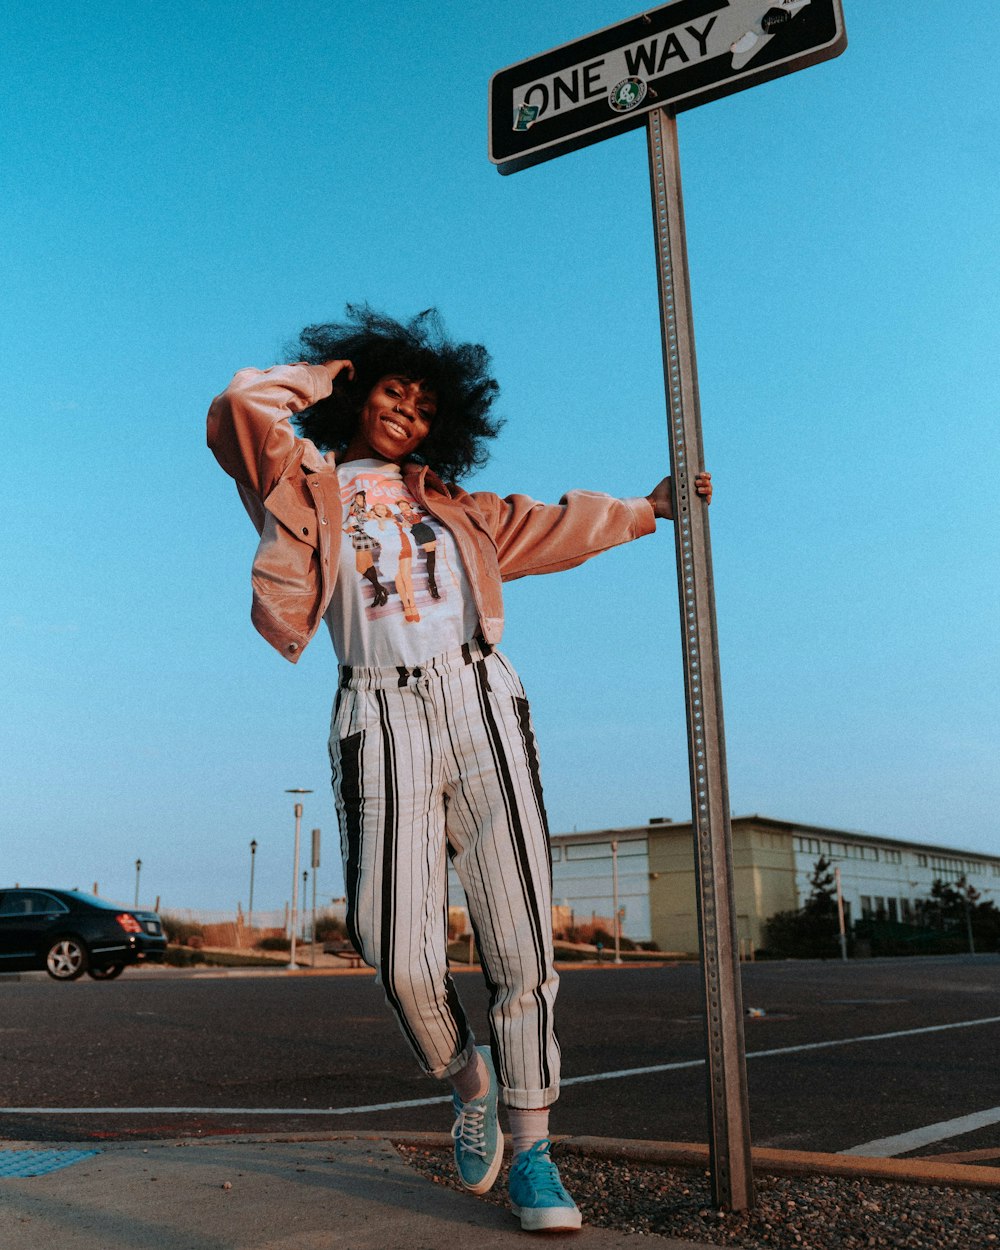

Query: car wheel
<box><xmin>45</xmin><ymin>937</ymin><xmax>89</xmax><ymax>980</ymax></box>
<box><xmin>87</xmin><ymin>963</ymin><xmax>125</xmax><ymax>980</ymax></box>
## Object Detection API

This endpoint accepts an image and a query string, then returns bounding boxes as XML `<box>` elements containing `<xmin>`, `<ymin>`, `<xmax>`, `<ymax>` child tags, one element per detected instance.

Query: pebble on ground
<box><xmin>397</xmin><ymin>1144</ymin><xmax>999</xmax><ymax>1249</ymax></box>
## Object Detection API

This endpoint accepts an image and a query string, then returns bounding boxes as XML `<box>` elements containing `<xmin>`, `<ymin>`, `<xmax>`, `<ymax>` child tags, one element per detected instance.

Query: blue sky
<box><xmin>2</xmin><ymin>2</ymin><xmax>997</xmax><ymax>915</ymax></box>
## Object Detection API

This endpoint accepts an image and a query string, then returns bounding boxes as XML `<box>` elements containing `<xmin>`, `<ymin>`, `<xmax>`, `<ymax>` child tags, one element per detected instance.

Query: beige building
<box><xmin>447</xmin><ymin>816</ymin><xmax>1000</xmax><ymax>954</ymax></box>
<box><xmin>543</xmin><ymin>815</ymin><xmax>1000</xmax><ymax>955</ymax></box>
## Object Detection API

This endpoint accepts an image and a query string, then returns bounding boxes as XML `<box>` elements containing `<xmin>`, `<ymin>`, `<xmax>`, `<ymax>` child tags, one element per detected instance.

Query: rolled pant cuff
<box><xmin>432</xmin><ymin>1036</ymin><xmax>478</xmax><ymax>1082</ymax></box>
<box><xmin>501</xmin><ymin>1084</ymin><xmax>559</xmax><ymax>1110</ymax></box>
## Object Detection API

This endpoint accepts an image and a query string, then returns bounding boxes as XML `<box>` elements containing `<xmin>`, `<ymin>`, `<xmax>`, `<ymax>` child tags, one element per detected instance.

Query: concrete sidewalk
<box><xmin>3</xmin><ymin>1130</ymin><xmax>998</xmax><ymax>1250</ymax></box>
<box><xmin>0</xmin><ymin>1135</ymin><xmax>706</xmax><ymax>1250</ymax></box>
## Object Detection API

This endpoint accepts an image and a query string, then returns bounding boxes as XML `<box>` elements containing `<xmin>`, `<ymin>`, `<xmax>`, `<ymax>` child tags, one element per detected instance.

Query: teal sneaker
<box><xmin>508</xmin><ymin>1139</ymin><xmax>582</xmax><ymax>1232</ymax></box>
<box><xmin>450</xmin><ymin>1045</ymin><xmax>503</xmax><ymax>1194</ymax></box>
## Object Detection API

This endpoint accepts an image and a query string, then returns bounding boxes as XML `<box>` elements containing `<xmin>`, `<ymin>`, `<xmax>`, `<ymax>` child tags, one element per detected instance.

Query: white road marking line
<box><xmin>563</xmin><ymin>1012</ymin><xmax>1000</xmax><ymax>1085</ymax></box>
<box><xmin>842</xmin><ymin>1106</ymin><xmax>1000</xmax><ymax>1157</ymax></box>
<box><xmin>0</xmin><ymin>1096</ymin><xmax>452</xmax><ymax>1116</ymax></box>
<box><xmin>3</xmin><ymin>1014</ymin><xmax>998</xmax><ymax>1119</ymax></box>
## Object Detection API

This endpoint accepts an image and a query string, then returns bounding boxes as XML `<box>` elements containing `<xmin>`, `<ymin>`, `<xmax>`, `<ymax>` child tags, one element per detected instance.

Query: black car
<box><xmin>0</xmin><ymin>888</ymin><xmax>167</xmax><ymax>980</ymax></box>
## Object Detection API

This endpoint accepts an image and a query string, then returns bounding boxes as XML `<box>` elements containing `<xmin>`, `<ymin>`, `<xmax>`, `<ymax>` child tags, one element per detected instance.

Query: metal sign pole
<box><xmin>646</xmin><ymin>105</ymin><xmax>754</xmax><ymax>1212</ymax></box>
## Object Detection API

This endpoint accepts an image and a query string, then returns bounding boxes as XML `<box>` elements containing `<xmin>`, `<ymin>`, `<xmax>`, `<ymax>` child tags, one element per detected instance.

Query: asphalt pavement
<box><xmin>2</xmin><ymin>956</ymin><xmax>999</xmax><ymax>1151</ymax></box>
<box><xmin>2</xmin><ymin>957</ymin><xmax>1000</xmax><ymax>1247</ymax></box>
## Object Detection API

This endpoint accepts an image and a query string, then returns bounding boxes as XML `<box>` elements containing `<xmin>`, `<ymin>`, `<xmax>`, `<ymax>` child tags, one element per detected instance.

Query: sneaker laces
<box><xmin>451</xmin><ymin>1098</ymin><xmax>488</xmax><ymax>1159</ymax></box>
<box><xmin>514</xmin><ymin>1140</ymin><xmax>573</xmax><ymax>1203</ymax></box>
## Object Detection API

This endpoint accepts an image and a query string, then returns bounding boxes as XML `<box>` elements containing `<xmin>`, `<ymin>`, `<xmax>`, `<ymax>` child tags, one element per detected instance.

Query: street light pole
<box><xmin>610</xmin><ymin>840</ymin><xmax>622</xmax><ymax>965</ymax></box>
<box><xmin>311</xmin><ymin>828</ymin><xmax>321</xmax><ymax>969</ymax></box>
<box><xmin>834</xmin><ymin>866</ymin><xmax>848</xmax><ymax>961</ymax></box>
<box><xmin>134</xmin><ymin>859</ymin><xmax>142</xmax><ymax>909</ymax></box>
<box><xmin>248</xmin><ymin>839</ymin><xmax>258</xmax><ymax>934</ymax></box>
<box><xmin>962</xmin><ymin>884</ymin><xmax>976</xmax><ymax>956</ymax></box>
<box><xmin>285</xmin><ymin>789</ymin><xmax>312</xmax><ymax>971</ymax></box>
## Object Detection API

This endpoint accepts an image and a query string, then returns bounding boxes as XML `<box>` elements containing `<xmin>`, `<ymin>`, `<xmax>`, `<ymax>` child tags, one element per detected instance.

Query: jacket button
<box><xmin>287</xmin><ymin>643</ymin><xmax>299</xmax><ymax>653</ymax></box>
<box><xmin>302</xmin><ymin>526</ymin><xmax>309</xmax><ymax>535</ymax></box>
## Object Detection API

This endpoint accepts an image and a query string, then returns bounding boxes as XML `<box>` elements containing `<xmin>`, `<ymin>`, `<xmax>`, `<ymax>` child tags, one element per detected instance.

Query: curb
<box><xmin>386</xmin><ymin>1132</ymin><xmax>1000</xmax><ymax>1192</ymax></box>
<box><xmin>3</xmin><ymin>1130</ymin><xmax>998</xmax><ymax>1192</ymax></box>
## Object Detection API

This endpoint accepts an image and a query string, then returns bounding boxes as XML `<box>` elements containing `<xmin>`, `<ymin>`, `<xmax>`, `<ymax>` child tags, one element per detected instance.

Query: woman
<box><xmin>363</xmin><ymin>502</ymin><xmax>420</xmax><ymax>622</ymax></box>
<box><xmin>208</xmin><ymin>306</ymin><xmax>711</xmax><ymax>1233</ymax></box>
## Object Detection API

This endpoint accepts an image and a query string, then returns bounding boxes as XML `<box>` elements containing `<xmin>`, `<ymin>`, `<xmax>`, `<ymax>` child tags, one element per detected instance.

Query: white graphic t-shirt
<box><xmin>324</xmin><ymin>459</ymin><xmax>479</xmax><ymax>667</ymax></box>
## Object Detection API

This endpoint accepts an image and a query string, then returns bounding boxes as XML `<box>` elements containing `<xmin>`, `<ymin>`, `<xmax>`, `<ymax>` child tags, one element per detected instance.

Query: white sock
<box><xmin>507</xmin><ymin>1107</ymin><xmax>550</xmax><ymax>1158</ymax></box>
<box><xmin>449</xmin><ymin>1049</ymin><xmax>489</xmax><ymax>1103</ymax></box>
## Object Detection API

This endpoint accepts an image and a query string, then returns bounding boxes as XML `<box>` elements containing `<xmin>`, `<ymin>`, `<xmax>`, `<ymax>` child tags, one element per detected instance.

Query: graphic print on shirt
<box><xmin>341</xmin><ymin>470</ymin><xmax>452</xmax><ymax>625</ymax></box>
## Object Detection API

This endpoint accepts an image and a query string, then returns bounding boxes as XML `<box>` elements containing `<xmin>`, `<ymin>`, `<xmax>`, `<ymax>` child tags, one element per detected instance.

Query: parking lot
<box><xmin>1</xmin><ymin>954</ymin><xmax>998</xmax><ymax>1161</ymax></box>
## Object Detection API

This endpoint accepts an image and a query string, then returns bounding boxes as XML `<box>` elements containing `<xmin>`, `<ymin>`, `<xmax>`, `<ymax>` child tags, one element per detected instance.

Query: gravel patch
<box><xmin>396</xmin><ymin>1144</ymin><xmax>999</xmax><ymax>1248</ymax></box>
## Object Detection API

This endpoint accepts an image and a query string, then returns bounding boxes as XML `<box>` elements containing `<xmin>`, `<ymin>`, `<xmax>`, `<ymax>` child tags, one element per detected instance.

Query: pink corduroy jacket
<box><xmin>207</xmin><ymin>364</ymin><xmax>657</xmax><ymax>663</ymax></box>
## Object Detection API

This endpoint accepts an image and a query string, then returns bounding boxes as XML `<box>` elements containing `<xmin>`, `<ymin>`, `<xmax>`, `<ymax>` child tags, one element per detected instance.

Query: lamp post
<box><xmin>248</xmin><ymin>840</ymin><xmax>258</xmax><ymax>933</ymax></box>
<box><xmin>285</xmin><ymin>790</ymin><xmax>312</xmax><ymax>970</ymax></box>
<box><xmin>961</xmin><ymin>879</ymin><xmax>977</xmax><ymax>956</ymax></box>
<box><xmin>134</xmin><ymin>859</ymin><xmax>142</xmax><ymax>908</ymax></box>
<box><xmin>310</xmin><ymin>828</ymin><xmax>321</xmax><ymax>969</ymax></box>
<box><xmin>610</xmin><ymin>840</ymin><xmax>622</xmax><ymax>965</ymax></box>
<box><xmin>834</xmin><ymin>866</ymin><xmax>848</xmax><ymax>961</ymax></box>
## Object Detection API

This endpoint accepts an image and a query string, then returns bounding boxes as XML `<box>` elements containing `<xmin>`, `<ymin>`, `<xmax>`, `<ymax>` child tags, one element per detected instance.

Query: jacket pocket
<box><xmin>264</xmin><ymin>478</ymin><xmax>320</xmax><ymax>548</ymax></box>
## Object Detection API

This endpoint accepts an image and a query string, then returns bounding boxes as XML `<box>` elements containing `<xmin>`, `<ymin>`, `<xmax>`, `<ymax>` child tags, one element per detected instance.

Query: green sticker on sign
<box><xmin>609</xmin><ymin>77</ymin><xmax>648</xmax><ymax>113</ymax></box>
<box><xmin>514</xmin><ymin>103</ymin><xmax>540</xmax><ymax>131</ymax></box>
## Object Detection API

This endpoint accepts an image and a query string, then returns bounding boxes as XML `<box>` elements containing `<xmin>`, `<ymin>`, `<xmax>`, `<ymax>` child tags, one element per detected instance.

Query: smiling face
<box><xmin>343</xmin><ymin>375</ymin><xmax>437</xmax><ymax>464</ymax></box>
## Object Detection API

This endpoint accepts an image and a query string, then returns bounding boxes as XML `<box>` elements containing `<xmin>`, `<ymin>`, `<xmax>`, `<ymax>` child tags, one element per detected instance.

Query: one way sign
<box><xmin>489</xmin><ymin>0</ymin><xmax>846</xmax><ymax>173</ymax></box>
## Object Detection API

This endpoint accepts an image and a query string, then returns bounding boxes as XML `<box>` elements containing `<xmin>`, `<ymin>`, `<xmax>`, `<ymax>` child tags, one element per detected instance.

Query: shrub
<box><xmin>763</xmin><ymin>908</ymin><xmax>842</xmax><ymax>959</ymax></box>
<box><xmin>164</xmin><ymin>946</ymin><xmax>206</xmax><ymax>967</ymax></box>
<box><xmin>159</xmin><ymin>912</ymin><xmax>205</xmax><ymax>947</ymax></box>
<box><xmin>257</xmin><ymin>936</ymin><xmax>291</xmax><ymax>952</ymax></box>
<box><xmin>560</xmin><ymin>922</ymin><xmax>637</xmax><ymax>950</ymax></box>
<box><xmin>315</xmin><ymin>911</ymin><xmax>347</xmax><ymax>942</ymax></box>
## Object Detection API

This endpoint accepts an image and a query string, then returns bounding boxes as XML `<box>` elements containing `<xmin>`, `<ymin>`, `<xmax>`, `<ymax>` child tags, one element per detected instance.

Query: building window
<box><xmin>901</xmin><ymin>898</ymin><xmax>913</xmax><ymax>921</ymax></box>
<box><xmin>884</xmin><ymin>849</ymin><xmax>901</xmax><ymax>865</ymax></box>
<box><xmin>565</xmin><ymin>843</ymin><xmax>610</xmax><ymax>860</ymax></box>
<box><xmin>618</xmin><ymin>839</ymin><xmax>648</xmax><ymax>857</ymax></box>
<box><xmin>860</xmin><ymin>895</ymin><xmax>873</xmax><ymax>919</ymax></box>
<box><xmin>887</xmin><ymin>898</ymin><xmax>898</xmax><ymax>922</ymax></box>
<box><xmin>874</xmin><ymin>896</ymin><xmax>886</xmax><ymax>920</ymax></box>
<box><xmin>550</xmin><ymin>847</ymin><xmax>562</xmax><ymax>863</ymax></box>
<box><xmin>917</xmin><ymin>854</ymin><xmax>928</xmax><ymax>867</ymax></box>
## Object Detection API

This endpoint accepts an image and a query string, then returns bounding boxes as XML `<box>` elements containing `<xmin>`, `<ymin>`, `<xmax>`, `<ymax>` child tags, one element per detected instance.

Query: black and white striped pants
<box><xmin>329</xmin><ymin>641</ymin><xmax>560</xmax><ymax>1109</ymax></box>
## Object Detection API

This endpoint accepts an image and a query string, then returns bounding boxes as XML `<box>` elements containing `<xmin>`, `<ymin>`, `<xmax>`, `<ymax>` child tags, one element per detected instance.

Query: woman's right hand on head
<box><xmin>321</xmin><ymin>359</ymin><xmax>355</xmax><ymax>383</ymax></box>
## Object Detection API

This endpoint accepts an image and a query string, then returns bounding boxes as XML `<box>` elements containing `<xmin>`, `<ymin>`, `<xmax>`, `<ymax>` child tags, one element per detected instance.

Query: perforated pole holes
<box><xmin>646</xmin><ymin>106</ymin><xmax>754</xmax><ymax>1213</ymax></box>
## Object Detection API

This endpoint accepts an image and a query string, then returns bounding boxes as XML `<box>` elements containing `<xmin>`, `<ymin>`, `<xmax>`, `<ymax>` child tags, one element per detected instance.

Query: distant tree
<box><xmin>762</xmin><ymin>857</ymin><xmax>841</xmax><ymax>959</ymax></box>
<box><xmin>802</xmin><ymin>856</ymin><xmax>838</xmax><ymax>919</ymax></box>
<box><xmin>917</xmin><ymin>876</ymin><xmax>1000</xmax><ymax>953</ymax></box>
